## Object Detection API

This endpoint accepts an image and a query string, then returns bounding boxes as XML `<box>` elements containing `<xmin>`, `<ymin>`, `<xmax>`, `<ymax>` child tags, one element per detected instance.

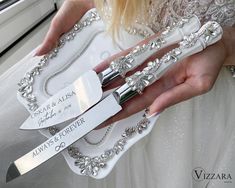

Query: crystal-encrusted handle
<box><xmin>114</xmin><ymin>21</ymin><xmax>223</xmax><ymax>104</ymax></box>
<box><xmin>98</xmin><ymin>15</ymin><xmax>201</xmax><ymax>86</ymax></box>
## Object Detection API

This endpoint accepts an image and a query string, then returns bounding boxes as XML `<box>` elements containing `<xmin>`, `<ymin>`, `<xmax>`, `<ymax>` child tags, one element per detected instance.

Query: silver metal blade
<box><xmin>7</xmin><ymin>94</ymin><xmax>122</xmax><ymax>182</ymax></box>
<box><xmin>20</xmin><ymin>70</ymin><xmax>103</xmax><ymax>130</ymax></box>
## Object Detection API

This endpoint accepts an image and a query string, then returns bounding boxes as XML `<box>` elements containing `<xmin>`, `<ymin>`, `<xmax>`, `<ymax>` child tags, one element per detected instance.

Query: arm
<box><xmin>222</xmin><ymin>26</ymin><xmax>235</xmax><ymax>66</ymax></box>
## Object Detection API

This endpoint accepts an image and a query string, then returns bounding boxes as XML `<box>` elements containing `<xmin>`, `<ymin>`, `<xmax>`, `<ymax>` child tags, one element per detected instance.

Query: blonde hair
<box><xmin>94</xmin><ymin>0</ymin><xmax>150</xmax><ymax>38</ymax></box>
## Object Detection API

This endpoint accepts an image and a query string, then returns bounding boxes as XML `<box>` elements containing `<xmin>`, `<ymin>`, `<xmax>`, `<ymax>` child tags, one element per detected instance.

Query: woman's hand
<box><xmin>36</xmin><ymin>0</ymin><xmax>94</xmax><ymax>56</ymax></box>
<box><xmin>96</xmin><ymin>26</ymin><xmax>235</xmax><ymax>128</ymax></box>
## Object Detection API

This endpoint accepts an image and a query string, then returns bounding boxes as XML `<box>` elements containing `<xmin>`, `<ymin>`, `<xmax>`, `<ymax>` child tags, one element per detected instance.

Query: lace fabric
<box><xmin>147</xmin><ymin>0</ymin><xmax>235</xmax><ymax>33</ymax></box>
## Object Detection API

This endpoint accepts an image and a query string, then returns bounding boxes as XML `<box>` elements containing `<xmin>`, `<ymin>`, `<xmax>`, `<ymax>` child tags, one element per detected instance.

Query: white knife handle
<box><xmin>114</xmin><ymin>21</ymin><xmax>223</xmax><ymax>104</ymax></box>
<box><xmin>98</xmin><ymin>15</ymin><xmax>201</xmax><ymax>86</ymax></box>
<box><xmin>129</xmin><ymin>15</ymin><xmax>201</xmax><ymax>66</ymax></box>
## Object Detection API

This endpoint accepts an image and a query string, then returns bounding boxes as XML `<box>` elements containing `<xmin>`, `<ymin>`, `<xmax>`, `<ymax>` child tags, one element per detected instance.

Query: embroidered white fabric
<box><xmin>0</xmin><ymin>1</ymin><xmax>235</xmax><ymax>188</ymax></box>
<box><xmin>147</xmin><ymin>0</ymin><xmax>235</xmax><ymax>33</ymax></box>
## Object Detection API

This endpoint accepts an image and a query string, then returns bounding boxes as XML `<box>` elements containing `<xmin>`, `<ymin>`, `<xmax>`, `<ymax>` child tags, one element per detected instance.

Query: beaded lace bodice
<box><xmin>147</xmin><ymin>0</ymin><xmax>235</xmax><ymax>33</ymax></box>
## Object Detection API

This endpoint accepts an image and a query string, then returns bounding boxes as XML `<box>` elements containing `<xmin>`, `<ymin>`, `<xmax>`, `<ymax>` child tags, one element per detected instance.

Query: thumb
<box><xmin>35</xmin><ymin>21</ymin><xmax>63</xmax><ymax>56</ymax></box>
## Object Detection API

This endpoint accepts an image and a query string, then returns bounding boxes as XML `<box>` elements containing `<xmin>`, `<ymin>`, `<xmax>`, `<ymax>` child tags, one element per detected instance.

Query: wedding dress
<box><xmin>0</xmin><ymin>0</ymin><xmax>235</xmax><ymax>188</ymax></box>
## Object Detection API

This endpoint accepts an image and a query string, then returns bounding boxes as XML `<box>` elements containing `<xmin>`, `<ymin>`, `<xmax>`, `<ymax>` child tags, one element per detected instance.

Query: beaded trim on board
<box><xmin>17</xmin><ymin>10</ymin><xmax>152</xmax><ymax>177</ymax></box>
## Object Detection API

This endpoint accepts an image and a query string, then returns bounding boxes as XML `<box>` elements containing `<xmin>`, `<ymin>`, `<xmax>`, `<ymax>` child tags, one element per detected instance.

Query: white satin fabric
<box><xmin>1</xmin><ymin>0</ymin><xmax>235</xmax><ymax>188</ymax></box>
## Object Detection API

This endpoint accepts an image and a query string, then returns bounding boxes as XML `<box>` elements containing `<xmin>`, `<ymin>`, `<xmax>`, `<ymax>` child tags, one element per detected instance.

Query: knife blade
<box><xmin>20</xmin><ymin>15</ymin><xmax>201</xmax><ymax>130</ymax></box>
<box><xmin>7</xmin><ymin>21</ymin><xmax>223</xmax><ymax>182</ymax></box>
<box><xmin>7</xmin><ymin>94</ymin><xmax>122</xmax><ymax>182</ymax></box>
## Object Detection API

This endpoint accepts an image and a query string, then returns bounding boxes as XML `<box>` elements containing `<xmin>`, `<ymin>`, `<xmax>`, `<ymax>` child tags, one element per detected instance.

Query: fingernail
<box><xmin>146</xmin><ymin>112</ymin><xmax>160</xmax><ymax>119</ymax></box>
<box><xmin>33</xmin><ymin>50</ymin><xmax>37</xmax><ymax>56</ymax></box>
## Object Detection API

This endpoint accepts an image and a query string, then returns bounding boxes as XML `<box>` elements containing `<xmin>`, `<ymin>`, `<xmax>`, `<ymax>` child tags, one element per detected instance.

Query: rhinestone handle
<box><xmin>98</xmin><ymin>15</ymin><xmax>201</xmax><ymax>87</ymax></box>
<box><xmin>114</xmin><ymin>21</ymin><xmax>223</xmax><ymax>104</ymax></box>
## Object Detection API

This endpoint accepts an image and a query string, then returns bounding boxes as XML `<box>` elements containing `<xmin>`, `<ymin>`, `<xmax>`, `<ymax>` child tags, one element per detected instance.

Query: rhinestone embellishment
<box><xmin>109</xmin><ymin>15</ymin><xmax>192</xmax><ymax>77</ymax></box>
<box><xmin>49</xmin><ymin>110</ymin><xmax>150</xmax><ymax>177</ymax></box>
<box><xmin>18</xmin><ymin>10</ymin><xmax>101</xmax><ymax>111</ymax></box>
<box><xmin>126</xmin><ymin>21</ymin><xmax>222</xmax><ymax>94</ymax></box>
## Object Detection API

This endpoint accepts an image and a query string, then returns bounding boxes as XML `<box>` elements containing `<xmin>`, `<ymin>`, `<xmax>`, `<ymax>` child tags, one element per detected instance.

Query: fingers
<box><xmin>148</xmin><ymin>39</ymin><xmax>227</xmax><ymax>115</ymax></box>
<box><xmin>148</xmin><ymin>74</ymin><xmax>214</xmax><ymax>115</ymax></box>
<box><xmin>97</xmin><ymin>77</ymin><xmax>172</xmax><ymax>129</ymax></box>
<box><xmin>148</xmin><ymin>81</ymin><xmax>194</xmax><ymax>114</ymax></box>
<box><xmin>96</xmin><ymin>34</ymin><xmax>226</xmax><ymax>128</ymax></box>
